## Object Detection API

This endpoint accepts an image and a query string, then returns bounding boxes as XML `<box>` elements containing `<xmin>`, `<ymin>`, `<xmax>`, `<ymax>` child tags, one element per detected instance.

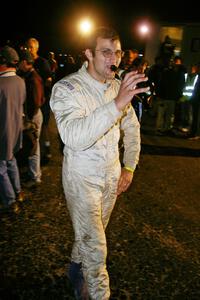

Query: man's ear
<box><xmin>85</xmin><ymin>49</ymin><xmax>93</xmax><ymax>61</ymax></box>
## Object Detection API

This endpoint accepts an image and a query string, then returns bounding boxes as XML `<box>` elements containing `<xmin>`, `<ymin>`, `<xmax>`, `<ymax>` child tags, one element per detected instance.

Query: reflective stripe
<box><xmin>183</xmin><ymin>92</ymin><xmax>193</xmax><ymax>97</ymax></box>
<box><xmin>183</xmin><ymin>74</ymin><xmax>198</xmax><ymax>97</ymax></box>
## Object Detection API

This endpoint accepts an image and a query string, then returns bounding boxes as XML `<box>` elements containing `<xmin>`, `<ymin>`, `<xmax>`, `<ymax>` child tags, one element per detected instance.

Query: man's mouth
<box><xmin>110</xmin><ymin>65</ymin><xmax>118</xmax><ymax>72</ymax></box>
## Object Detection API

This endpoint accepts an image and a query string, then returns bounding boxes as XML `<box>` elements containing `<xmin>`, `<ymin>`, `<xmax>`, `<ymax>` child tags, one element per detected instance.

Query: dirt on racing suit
<box><xmin>50</xmin><ymin>62</ymin><xmax>141</xmax><ymax>300</ymax></box>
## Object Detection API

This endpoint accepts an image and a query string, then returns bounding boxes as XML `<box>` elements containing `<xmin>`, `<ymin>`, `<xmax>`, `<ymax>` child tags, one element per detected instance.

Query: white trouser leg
<box><xmin>63</xmin><ymin>163</ymin><xmax>120</xmax><ymax>300</ymax></box>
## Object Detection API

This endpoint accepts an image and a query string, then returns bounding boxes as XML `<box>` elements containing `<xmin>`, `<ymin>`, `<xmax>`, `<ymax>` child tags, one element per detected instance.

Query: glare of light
<box><xmin>79</xmin><ymin>19</ymin><xmax>93</xmax><ymax>35</ymax></box>
<box><xmin>139</xmin><ymin>24</ymin><xmax>150</xmax><ymax>36</ymax></box>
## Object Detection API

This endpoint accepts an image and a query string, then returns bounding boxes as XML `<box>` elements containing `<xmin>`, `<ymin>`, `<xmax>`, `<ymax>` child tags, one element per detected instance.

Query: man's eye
<box><xmin>103</xmin><ymin>50</ymin><xmax>111</xmax><ymax>55</ymax></box>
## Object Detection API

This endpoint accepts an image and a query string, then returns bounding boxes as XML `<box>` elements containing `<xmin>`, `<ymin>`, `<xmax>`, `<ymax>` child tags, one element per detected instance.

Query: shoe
<box><xmin>23</xmin><ymin>179</ymin><xmax>41</xmax><ymax>188</ymax></box>
<box><xmin>155</xmin><ymin>130</ymin><xmax>165</xmax><ymax>136</ymax></box>
<box><xmin>180</xmin><ymin>127</ymin><xmax>189</xmax><ymax>133</ymax></box>
<box><xmin>16</xmin><ymin>191</ymin><xmax>25</xmax><ymax>202</ymax></box>
<box><xmin>68</xmin><ymin>262</ymin><xmax>89</xmax><ymax>300</ymax></box>
<box><xmin>44</xmin><ymin>145</ymin><xmax>52</xmax><ymax>159</ymax></box>
<box><xmin>188</xmin><ymin>135</ymin><xmax>200</xmax><ymax>140</ymax></box>
<box><xmin>11</xmin><ymin>202</ymin><xmax>20</xmax><ymax>213</ymax></box>
<box><xmin>0</xmin><ymin>201</ymin><xmax>20</xmax><ymax>214</ymax></box>
<box><xmin>7</xmin><ymin>202</ymin><xmax>20</xmax><ymax>214</ymax></box>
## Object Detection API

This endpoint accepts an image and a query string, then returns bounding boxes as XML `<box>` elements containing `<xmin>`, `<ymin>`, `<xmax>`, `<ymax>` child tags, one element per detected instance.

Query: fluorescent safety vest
<box><xmin>182</xmin><ymin>73</ymin><xmax>198</xmax><ymax>98</ymax></box>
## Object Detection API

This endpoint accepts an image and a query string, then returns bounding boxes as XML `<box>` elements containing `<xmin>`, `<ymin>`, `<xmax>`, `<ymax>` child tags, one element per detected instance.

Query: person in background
<box><xmin>159</xmin><ymin>35</ymin><xmax>175</xmax><ymax>66</ymax></box>
<box><xmin>147</xmin><ymin>55</ymin><xmax>164</xmax><ymax>117</ymax></box>
<box><xmin>174</xmin><ymin>56</ymin><xmax>187</xmax><ymax>73</ymax></box>
<box><xmin>50</xmin><ymin>26</ymin><xmax>149</xmax><ymax>300</ymax></box>
<box><xmin>119</xmin><ymin>56</ymin><xmax>152</xmax><ymax>123</ymax></box>
<box><xmin>127</xmin><ymin>57</ymin><xmax>151</xmax><ymax>123</ymax></box>
<box><xmin>26</xmin><ymin>38</ymin><xmax>52</xmax><ymax>163</ymax></box>
<box><xmin>47</xmin><ymin>51</ymin><xmax>58</xmax><ymax>83</ymax></box>
<box><xmin>56</xmin><ymin>54</ymin><xmax>78</xmax><ymax>82</ymax></box>
<box><xmin>172</xmin><ymin>55</ymin><xmax>187</xmax><ymax>129</ymax></box>
<box><xmin>178</xmin><ymin>63</ymin><xmax>198</xmax><ymax>133</ymax></box>
<box><xmin>18</xmin><ymin>49</ymin><xmax>44</xmax><ymax>187</ymax></box>
<box><xmin>0</xmin><ymin>46</ymin><xmax>26</xmax><ymax>213</ymax></box>
<box><xmin>187</xmin><ymin>64</ymin><xmax>200</xmax><ymax>140</ymax></box>
<box><xmin>119</xmin><ymin>48</ymin><xmax>139</xmax><ymax>71</ymax></box>
<box><xmin>155</xmin><ymin>58</ymin><xmax>185</xmax><ymax>135</ymax></box>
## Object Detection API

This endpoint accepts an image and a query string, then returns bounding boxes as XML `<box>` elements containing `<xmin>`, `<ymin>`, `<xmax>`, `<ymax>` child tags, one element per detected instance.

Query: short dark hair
<box><xmin>86</xmin><ymin>26</ymin><xmax>120</xmax><ymax>50</ymax></box>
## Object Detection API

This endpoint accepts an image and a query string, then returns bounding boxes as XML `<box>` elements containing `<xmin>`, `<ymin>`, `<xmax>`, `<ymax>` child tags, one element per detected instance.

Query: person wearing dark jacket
<box><xmin>18</xmin><ymin>49</ymin><xmax>44</xmax><ymax>187</ymax></box>
<box><xmin>155</xmin><ymin>59</ymin><xmax>185</xmax><ymax>134</ymax></box>
<box><xmin>26</xmin><ymin>38</ymin><xmax>52</xmax><ymax>162</ymax></box>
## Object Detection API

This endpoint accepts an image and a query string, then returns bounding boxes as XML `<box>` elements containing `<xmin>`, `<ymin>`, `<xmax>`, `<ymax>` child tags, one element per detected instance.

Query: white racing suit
<box><xmin>50</xmin><ymin>62</ymin><xmax>140</xmax><ymax>300</ymax></box>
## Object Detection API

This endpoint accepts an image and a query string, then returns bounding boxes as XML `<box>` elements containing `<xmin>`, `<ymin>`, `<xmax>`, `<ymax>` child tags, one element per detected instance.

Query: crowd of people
<box><xmin>117</xmin><ymin>44</ymin><xmax>200</xmax><ymax>140</ymax></box>
<box><xmin>0</xmin><ymin>38</ymin><xmax>82</xmax><ymax>214</ymax></box>
<box><xmin>0</xmin><ymin>29</ymin><xmax>200</xmax><ymax>300</ymax></box>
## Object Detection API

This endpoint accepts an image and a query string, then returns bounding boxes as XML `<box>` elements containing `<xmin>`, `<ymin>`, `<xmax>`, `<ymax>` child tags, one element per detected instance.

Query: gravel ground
<box><xmin>0</xmin><ymin>110</ymin><xmax>200</xmax><ymax>300</ymax></box>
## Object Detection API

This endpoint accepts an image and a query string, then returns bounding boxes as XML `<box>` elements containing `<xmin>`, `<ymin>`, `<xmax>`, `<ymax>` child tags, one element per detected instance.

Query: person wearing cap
<box><xmin>0</xmin><ymin>45</ymin><xmax>26</xmax><ymax>213</ymax></box>
<box><xmin>18</xmin><ymin>49</ymin><xmax>45</xmax><ymax>187</ymax></box>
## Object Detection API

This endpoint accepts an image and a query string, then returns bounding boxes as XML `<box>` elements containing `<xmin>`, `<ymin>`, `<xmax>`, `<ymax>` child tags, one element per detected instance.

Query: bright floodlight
<box><xmin>139</xmin><ymin>24</ymin><xmax>149</xmax><ymax>36</ymax></box>
<box><xmin>79</xmin><ymin>19</ymin><xmax>93</xmax><ymax>35</ymax></box>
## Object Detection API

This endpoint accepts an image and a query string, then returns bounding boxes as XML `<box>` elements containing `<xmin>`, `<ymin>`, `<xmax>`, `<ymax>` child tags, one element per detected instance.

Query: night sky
<box><xmin>1</xmin><ymin>0</ymin><xmax>198</xmax><ymax>55</ymax></box>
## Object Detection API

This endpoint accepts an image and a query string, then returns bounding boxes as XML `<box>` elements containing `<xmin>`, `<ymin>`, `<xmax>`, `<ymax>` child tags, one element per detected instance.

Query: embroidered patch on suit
<box><xmin>60</xmin><ymin>80</ymin><xmax>75</xmax><ymax>91</ymax></box>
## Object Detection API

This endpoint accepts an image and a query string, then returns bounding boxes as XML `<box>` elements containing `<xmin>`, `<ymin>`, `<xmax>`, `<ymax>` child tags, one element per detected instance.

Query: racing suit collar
<box><xmin>80</xmin><ymin>61</ymin><xmax>112</xmax><ymax>92</ymax></box>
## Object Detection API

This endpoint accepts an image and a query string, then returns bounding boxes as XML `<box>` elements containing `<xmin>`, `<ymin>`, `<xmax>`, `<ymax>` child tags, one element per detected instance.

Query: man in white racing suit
<box><xmin>50</xmin><ymin>27</ymin><xmax>149</xmax><ymax>300</ymax></box>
